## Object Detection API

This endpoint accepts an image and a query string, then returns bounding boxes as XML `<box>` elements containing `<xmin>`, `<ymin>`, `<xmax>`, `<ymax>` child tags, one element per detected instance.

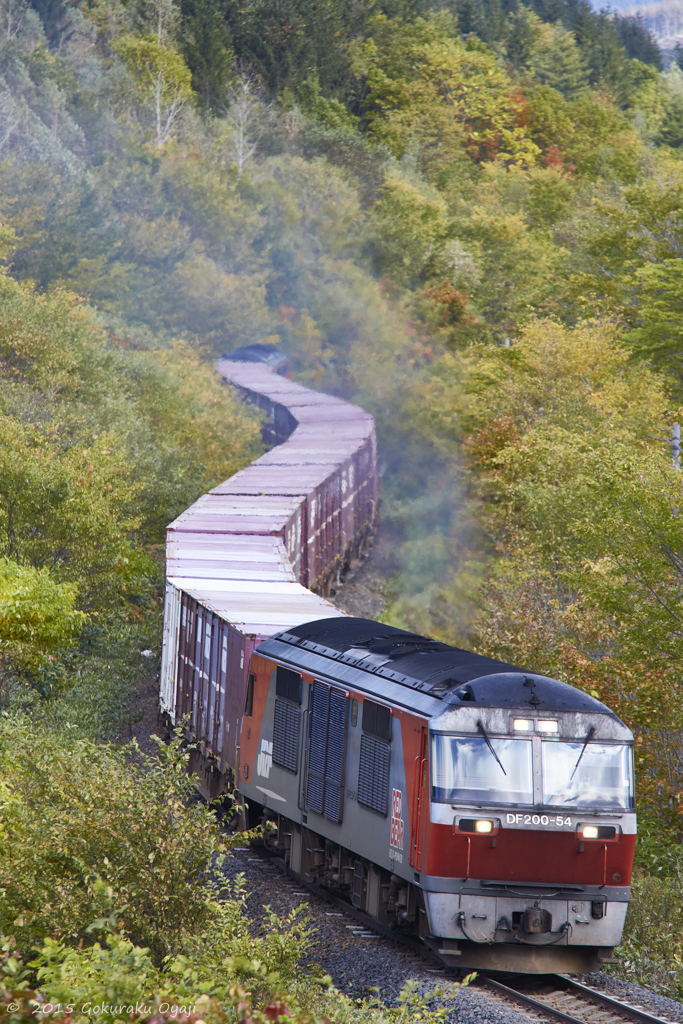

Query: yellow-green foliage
<box><xmin>615</xmin><ymin>874</ymin><xmax>683</xmax><ymax>997</ymax></box>
<box><xmin>0</xmin><ymin>724</ymin><xmax>225</xmax><ymax>960</ymax></box>
<box><xmin>355</xmin><ymin>15</ymin><xmax>540</xmax><ymax>169</ymax></box>
<box><xmin>0</xmin><ymin>559</ymin><xmax>84</xmax><ymax>668</ymax></box>
<box><xmin>0</xmin><ymin>267</ymin><xmax>261</xmax><ymax>612</ymax></box>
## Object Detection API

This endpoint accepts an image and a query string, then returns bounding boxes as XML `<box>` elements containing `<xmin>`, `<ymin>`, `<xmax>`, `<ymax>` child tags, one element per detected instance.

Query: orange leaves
<box><xmin>422</xmin><ymin>281</ymin><xmax>474</xmax><ymax>327</ymax></box>
<box><xmin>463</xmin><ymin>415</ymin><xmax>520</xmax><ymax>472</ymax></box>
<box><xmin>264</xmin><ymin>1002</ymin><xmax>292</xmax><ymax>1021</ymax></box>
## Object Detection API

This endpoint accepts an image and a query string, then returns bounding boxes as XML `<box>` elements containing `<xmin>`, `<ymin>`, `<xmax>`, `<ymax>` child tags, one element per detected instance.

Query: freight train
<box><xmin>160</xmin><ymin>350</ymin><xmax>636</xmax><ymax>975</ymax></box>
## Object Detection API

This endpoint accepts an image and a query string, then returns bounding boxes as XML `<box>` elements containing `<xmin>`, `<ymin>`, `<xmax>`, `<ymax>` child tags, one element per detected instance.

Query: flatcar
<box><xmin>160</xmin><ymin>353</ymin><xmax>636</xmax><ymax>974</ymax></box>
<box><xmin>238</xmin><ymin>616</ymin><xmax>635</xmax><ymax>975</ymax></box>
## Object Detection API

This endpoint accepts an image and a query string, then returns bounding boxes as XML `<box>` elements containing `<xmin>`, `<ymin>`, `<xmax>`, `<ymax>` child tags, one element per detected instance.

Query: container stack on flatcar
<box><xmin>160</xmin><ymin>348</ymin><xmax>636</xmax><ymax>974</ymax></box>
<box><xmin>160</xmin><ymin>351</ymin><xmax>378</xmax><ymax>799</ymax></box>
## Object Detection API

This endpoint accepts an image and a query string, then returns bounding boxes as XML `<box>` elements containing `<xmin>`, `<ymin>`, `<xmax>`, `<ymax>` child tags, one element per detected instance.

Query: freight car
<box><xmin>160</xmin><ymin>355</ymin><xmax>378</xmax><ymax>798</ymax></box>
<box><xmin>160</xmin><ymin>353</ymin><xmax>636</xmax><ymax>974</ymax></box>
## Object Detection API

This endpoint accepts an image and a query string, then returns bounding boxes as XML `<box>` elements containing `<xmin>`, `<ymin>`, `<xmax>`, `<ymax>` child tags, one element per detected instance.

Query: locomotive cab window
<box><xmin>542</xmin><ymin>741</ymin><xmax>633</xmax><ymax>809</ymax></box>
<box><xmin>432</xmin><ymin>733</ymin><xmax>533</xmax><ymax>805</ymax></box>
<box><xmin>276</xmin><ymin>666</ymin><xmax>302</xmax><ymax>705</ymax></box>
<box><xmin>273</xmin><ymin>666</ymin><xmax>302</xmax><ymax>774</ymax></box>
<box><xmin>358</xmin><ymin>699</ymin><xmax>391</xmax><ymax>816</ymax></box>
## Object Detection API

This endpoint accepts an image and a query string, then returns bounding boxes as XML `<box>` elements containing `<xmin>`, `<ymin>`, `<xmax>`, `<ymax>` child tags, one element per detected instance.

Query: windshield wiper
<box><xmin>477</xmin><ymin>720</ymin><xmax>507</xmax><ymax>776</ymax></box>
<box><xmin>570</xmin><ymin>726</ymin><xmax>596</xmax><ymax>781</ymax></box>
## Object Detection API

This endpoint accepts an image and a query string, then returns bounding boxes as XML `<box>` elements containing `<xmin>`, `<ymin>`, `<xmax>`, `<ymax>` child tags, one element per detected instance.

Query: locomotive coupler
<box><xmin>521</xmin><ymin>905</ymin><xmax>553</xmax><ymax>934</ymax></box>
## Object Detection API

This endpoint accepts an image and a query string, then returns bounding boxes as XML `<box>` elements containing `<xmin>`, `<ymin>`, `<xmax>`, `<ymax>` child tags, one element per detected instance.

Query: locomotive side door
<box><xmin>409</xmin><ymin>727</ymin><xmax>429</xmax><ymax>871</ymax></box>
<box><xmin>305</xmin><ymin>679</ymin><xmax>349</xmax><ymax>823</ymax></box>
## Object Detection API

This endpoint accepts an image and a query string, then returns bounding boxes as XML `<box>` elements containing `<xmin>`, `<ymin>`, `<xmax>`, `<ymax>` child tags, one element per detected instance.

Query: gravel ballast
<box><xmin>578</xmin><ymin>973</ymin><xmax>683</xmax><ymax>1023</ymax></box>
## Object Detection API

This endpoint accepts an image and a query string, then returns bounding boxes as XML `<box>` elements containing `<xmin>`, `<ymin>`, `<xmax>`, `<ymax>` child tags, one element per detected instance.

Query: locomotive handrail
<box><xmin>414</xmin><ymin>757</ymin><xmax>427</xmax><ymax>871</ymax></box>
<box><xmin>297</xmin><ymin>709</ymin><xmax>309</xmax><ymax>812</ymax></box>
<box><xmin>601</xmin><ymin>842</ymin><xmax>608</xmax><ymax>888</ymax></box>
<box><xmin>410</xmin><ymin>754</ymin><xmax>420</xmax><ymax>868</ymax></box>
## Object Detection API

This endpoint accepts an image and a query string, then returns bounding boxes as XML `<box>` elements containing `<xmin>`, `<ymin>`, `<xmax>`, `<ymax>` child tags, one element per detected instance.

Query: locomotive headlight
<box><xmin>513</xmin><ymin>719</ymin><xmax>533</xmax><ymax>731</ymax></box>
<box><xmin>538</xmin><ymin>720</ymin><xmax>559</xmax><ymax>733</ymax></box>
<box><xmin>579</xmin><ymin>824</ymin><xmax>617</xmax><ymax>841</ymax></box>
<box><xmin>474</xmin><ymin>819</ymin><xmax>493</xmax><ymax>834</ymax></box>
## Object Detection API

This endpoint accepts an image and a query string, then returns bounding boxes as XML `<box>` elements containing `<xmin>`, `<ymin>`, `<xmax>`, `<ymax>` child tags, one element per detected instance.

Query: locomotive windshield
<box><xmin>432</xmin><ymin>735</ymin><xmax>533</xmax><ymax>804</ymax></box>
<box><xmin>542</xmin><ymin>741</ymin><xmax>633</xmax><ymax>809</ymax></box>
<box><xmin>431</xmin><ymin>733</ymin><xmax>634</xmax><ymax>809</ymax></box>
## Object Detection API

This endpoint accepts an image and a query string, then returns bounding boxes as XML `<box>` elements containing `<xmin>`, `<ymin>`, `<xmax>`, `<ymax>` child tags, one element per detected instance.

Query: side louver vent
<box><xmin>273</xmin><ymin>698</ymin><xmax>300</xmax><ymax>773</ymax></box>
<box><xmin>306</xmin><ymin>680</ymin><xmax>348</xmax><ymax>823</ymax></box>
<box><xmin>358</xmin><ymin>734</ymin><xmax>390</xmax><ymax>816</ymax></box>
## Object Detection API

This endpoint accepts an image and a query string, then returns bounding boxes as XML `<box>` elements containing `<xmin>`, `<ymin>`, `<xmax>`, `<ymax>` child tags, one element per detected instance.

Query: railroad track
<box><xmin>232</xmin><ymin>841</ymin><xmax>681</xmax><ymax>1024</ymax></box>
<box><xmin>481</xmin><ymin>976</ymin><xmax>677</xmax><ymax>1024</ymax></box>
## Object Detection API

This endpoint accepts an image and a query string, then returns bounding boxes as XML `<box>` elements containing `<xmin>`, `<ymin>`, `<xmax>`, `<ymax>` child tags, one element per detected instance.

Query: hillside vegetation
<box><xmin>2</xmin><ymin>0</ymin><xmax>683</xmax><ymax>1013</ymax></box>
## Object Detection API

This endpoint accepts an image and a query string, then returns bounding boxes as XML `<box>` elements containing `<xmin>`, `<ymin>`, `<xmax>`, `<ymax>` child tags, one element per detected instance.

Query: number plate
<box><xmin>505</xmin><ymin>813</ymin><xmax>573</xmax><ymax>827</ymax></box>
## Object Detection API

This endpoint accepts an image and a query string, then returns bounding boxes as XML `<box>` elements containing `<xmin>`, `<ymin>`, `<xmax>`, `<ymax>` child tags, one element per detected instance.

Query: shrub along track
<box><xmin>222</xmin><ymin>841</ymin><xmax>683</xmax><ymax>1024</ymax></box>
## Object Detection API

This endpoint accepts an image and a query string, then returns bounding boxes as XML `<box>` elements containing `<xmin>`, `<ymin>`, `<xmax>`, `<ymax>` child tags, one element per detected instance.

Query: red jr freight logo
<box><xmin>390</xmin><ymin>788</ymin><xmax>404</xmax><ymax>850</ymax></box>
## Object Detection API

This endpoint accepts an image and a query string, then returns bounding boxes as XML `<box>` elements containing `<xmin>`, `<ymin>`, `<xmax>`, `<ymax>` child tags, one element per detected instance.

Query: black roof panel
<box><xmin>277</xmin><ymin>617</ymin><xmax>611</xmax><ymax>714</ymax></box>
<box><xmin>284</xmin><ymin>617</ymin><xmax>522</xmax><ymax>680</ymax></box>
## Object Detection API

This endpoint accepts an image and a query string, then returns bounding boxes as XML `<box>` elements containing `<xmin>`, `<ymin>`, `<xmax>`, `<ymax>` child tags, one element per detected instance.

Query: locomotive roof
<box><xmin>268</xmin><ymin>617</ymin><xmax>612</xmax><ymax>715</ymax></box>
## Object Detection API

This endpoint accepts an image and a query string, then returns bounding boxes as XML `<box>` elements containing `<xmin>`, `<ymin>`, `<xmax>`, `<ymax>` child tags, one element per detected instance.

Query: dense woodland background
<box><xmin>2</xmin><ymin>0</ymin><xmax>683</xmax><ymax>1015</ymax></box>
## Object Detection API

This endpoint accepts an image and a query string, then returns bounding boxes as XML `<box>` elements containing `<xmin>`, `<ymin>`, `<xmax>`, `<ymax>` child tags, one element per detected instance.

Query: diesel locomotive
<box><xmin>237</xmin><ymin>616</ymin><xmax>636</xmax><ymax>975</ymax></box>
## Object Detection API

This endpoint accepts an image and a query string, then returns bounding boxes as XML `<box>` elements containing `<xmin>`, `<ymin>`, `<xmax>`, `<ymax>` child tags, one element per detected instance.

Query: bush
<box><xmin>0</xmin><ymin>723</ymin><xmax>224</xmax><ymax>962</ymax></box>
<box><xmin>612</xmin><ymin>871</ymin><xmax>683</xmax><ymax>997</ymax></box>
<box><xmin>0</xmin><ymin>930</ymin><xmax>461</xmax><ymax>1024</ymax></box>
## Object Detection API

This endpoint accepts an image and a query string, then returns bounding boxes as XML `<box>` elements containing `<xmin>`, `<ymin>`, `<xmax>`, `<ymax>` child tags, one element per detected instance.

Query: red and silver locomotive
<box><xmin>237</xmin><ymin>616</ymin><xmax>636</xmax><ymax>974</ymax></box>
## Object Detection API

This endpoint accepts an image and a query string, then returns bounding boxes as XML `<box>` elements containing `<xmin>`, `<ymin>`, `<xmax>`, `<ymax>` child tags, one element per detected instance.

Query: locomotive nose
<box><xmin>521</xmin><ymin>907</ymin><xmax>553</xmax><ymax>934</ymax></box>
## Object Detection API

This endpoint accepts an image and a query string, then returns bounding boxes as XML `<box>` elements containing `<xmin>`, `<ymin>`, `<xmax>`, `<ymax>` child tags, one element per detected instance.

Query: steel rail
<box><xmin>239</xmin><ymin>844</ymin><xmax>679</xmax><ymax>1024</ymax></box>
<box><xmin>481</xmin><ymin>974</ymin><xmax>677</xmax><ymax>1024</ymax></box>
<box><xmin>556</xmin><ymin>975</ymin><xmax>675</xmax><ymax>1024</ymax></box>
<box><xmin>480</xmin><ymin>977</ymin><xmax>589</xmax><ymax>1024</ymax></box>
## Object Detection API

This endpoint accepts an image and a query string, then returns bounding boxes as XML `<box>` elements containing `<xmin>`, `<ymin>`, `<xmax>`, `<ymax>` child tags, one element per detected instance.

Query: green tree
<box><xmin>223</xmin><ymin>0</ymin><xmax>358</xmax><ymax>98</ymax></box>
<box><xmin>180</xmin><ymin>0</ymin><xmax>233</xmax><ymax>112</ymax></box>
<box><xmin>369</xmin><ymin>170</ymin><xmax>450</xmax><ymax>286</ymax></box>
<box><xmin>614</xmin><ymin>12</ymin><xmax>662</xmax><ymax>68</ymax></box>
<box><xmin>0</xmin><ymin>558</ymin><xmax>84</xmax><ymax>671</ymax></box>
<box><xmin>355</xmin><ymin>17</ymin><xmax>540</xmax><ymax>170</ymax></box>
<box><xmin>0</xmin><ymin>724</ymin><xmax>225</xmax><ymax>959</ymax></box>
<box><xmin>0</xmin><ymin>416</ymin><xmax>145</xmax><ymax>609</ymax></box>
<box><xmin>506</xmin><ymin>4</ymin><xmax>542</xmax><ymax>71</ymax></box>
<box><xmin>442</xmin><ymin>162</ymin><xmax>566</xmax><ymax>335</ymax></box>
<box><xmin>114</xmin><ymin>35</ymin><xmax>193</xmax><ymax>145</ymax></box>
<box><xmin>529</xmin><ymin>21</ymin><xmax>589</xmax><ymax>99</ymax></box>
<box><xmin>567</xmin><ymin>158</ymin><xmax>683</xmax><ymax>329</ymax></box>
<box><xmin>626</xmin><ymin>258</ymin><xmax>683</xmax><ymax>373</ymax></box>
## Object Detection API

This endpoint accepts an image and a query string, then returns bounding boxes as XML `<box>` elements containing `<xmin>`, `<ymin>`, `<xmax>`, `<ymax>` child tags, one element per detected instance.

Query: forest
<box><xmin>1</xmin><ymin>0</ymin><xmax>683</xmax><ymax>1017</ymax></box>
